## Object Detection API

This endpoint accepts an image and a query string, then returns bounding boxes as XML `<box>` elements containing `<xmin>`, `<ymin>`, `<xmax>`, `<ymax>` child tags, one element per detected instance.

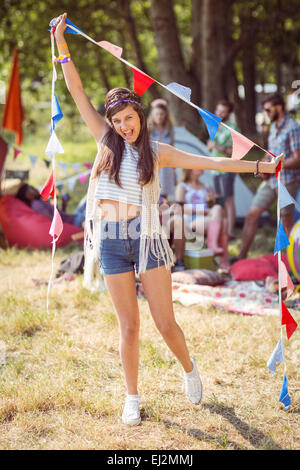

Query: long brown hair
<box><xmin>96</xmin><ymin>88</ymin><xmax>155</xmax><ymax>186</ymax></box>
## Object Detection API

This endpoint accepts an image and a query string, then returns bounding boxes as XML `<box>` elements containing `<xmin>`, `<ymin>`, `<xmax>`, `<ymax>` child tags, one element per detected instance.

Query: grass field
<box><xmin>0</xmin><ymin>236</ymin><xmax>299</xmax><ymax>450</ymax></box>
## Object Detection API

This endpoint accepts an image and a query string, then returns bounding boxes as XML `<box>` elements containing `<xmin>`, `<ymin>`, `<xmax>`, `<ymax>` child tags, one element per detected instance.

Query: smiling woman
<box><xmin>53</xmin><ymin>11</ymin><xmax>283</xmax><ymax>428</ymax></box>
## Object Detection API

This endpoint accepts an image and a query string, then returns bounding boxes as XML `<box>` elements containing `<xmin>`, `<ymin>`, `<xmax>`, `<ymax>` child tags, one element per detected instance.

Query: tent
<box><xmin>173</xmin><ymin>126</ymin><xmax>263</xmax><ymax>220</ymax></box>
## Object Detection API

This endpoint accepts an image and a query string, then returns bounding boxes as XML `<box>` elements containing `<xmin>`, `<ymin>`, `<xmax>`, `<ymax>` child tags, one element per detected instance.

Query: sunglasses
<box><xmin>263</xmin><ymin>106</ymin><xmax>275</xmax><ymax>114</ymax></box>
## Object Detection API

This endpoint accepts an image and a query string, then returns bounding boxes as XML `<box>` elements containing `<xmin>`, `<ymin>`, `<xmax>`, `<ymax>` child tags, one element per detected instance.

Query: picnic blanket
<box><xmin>170</xmin><ymin>280</ymin><xmax>299</xmax><ymax>316</ymax></box>
<box><xmin>137</xmin><ymin>279</ymin><xmax>299</xmax><ymax>317</ymax></box>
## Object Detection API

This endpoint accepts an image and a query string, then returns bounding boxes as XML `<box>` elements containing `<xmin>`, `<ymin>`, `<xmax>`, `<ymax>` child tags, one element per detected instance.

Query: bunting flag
<box><xmin>166</xmin><ymin>82</ymin><xmax>191</xmax><ymax>103</ymax></box>
<box><xmin>275</xmin><ymin>161</ymin><xmax>281</xmax><ymax>179</ymax></box>
<box><xmin>198</xmin><ymin>108</ymin><xmax>221</xmax><ymax>142</ymax></box>
<box><xmin>83</xmin><ymin>162</ymin><xmax>92</xmax><ymax>170</ymax></box>
<box><xmin>230</xmin><ymin>128</ymin><xmax>254</xmax><ymax>160</ymax></box>
<box><xmin>97</xmin><ymin>40</ymin><xmax>123</xmax><ymax>59</ymax></box>
<box><xmin>281</xmin><ymin>301</ymin><xmax>298</xmax><ymax>340</ymax></box>
<box><xmin>40</xmin><ymin>170</ymin><xmax>55</xmax><ymax>200</ymax></box>
<box><xmin>13</xmin><ymin>147</ymin><xmax>21</xmax><ymax>160</ymax></box>
<box><xmin>130</xmin><ymin>67</ymin><xmax>155</xmax><ymax>96</ymax></box>
<box><xmin>1</xmin><ymin>47</ymin><xmax>25</xmax><ymax>145</ymax></box>
<box><xmin>274</xmin><ymin>220</ymin><xmax>290</xmax><ymax>254</ymax></box>
<box><xmin>267</xmin><ymin>338</ymin><xmax>284</xmax><ymax>376</ymax></box>
<box><xmin>79</xmin><ymin>172</ymin><xmax>89</xmax><ymax>185</ymax></box>
<box><xmin>280</xmin><ymin>260</ymin><xmax>294</xmax><ymax>299</ymax></box>
<box><xmin>51</xmin><ymin>93</ymin><xmax>63</xmax><ymax>133</ymax></box>
<box><xmin>278</xmin><ymin>374</ymin><xmax>291</xmax><ymax>410</ymax></box>
<box><xmin>29</xmin><ymin>154</ymin><xmax>38</xmax><ymax>167</ymax></box>
<box><xmin>71</xmin><ymin>162</ymin><xmax>82</xmax><ymax>173</ymax></box>
<box><xmin>45</xmin><ymin>130</ymin><xmax>64</xmax><ymax>159</ymax></box>
<box><xmin>57</xmin><ymin>161</ymin><xmax>67</xmax><ymax>173</ymax></box>
<box><xmin>49</xmin><ymin>207</ymin><xmax>63</xmax><ymax>240</ymax></box>
<box><xmin>279</xmin><ymin>182</ymin><xmax>300</xmax><ymax>212</ymax></box>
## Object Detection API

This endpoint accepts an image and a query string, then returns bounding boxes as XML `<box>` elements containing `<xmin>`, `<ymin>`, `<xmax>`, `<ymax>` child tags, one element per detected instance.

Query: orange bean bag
<box><xmin>0</xmin><ymin>195</ymin><xmax>83</xmax><ymax>249</ymax></box>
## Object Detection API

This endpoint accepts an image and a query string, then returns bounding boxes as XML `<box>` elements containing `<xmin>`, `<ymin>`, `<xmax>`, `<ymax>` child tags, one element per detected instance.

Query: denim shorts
<box><xmin>99</xmin><ymin>215</ymin><xmax>166</xmax><ymax>275</ymax></box>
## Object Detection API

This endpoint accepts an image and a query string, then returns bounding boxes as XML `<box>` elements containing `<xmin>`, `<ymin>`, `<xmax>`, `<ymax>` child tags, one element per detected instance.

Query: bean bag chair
<box><xmin>0</xmin><ymin>195</ymin><xmax>83</xmax><ymax>249</ymax></box>
<box><xmin>230</xmin><ymin>254</ymin><xmax>290</xmax><ymax>281</ymax></box>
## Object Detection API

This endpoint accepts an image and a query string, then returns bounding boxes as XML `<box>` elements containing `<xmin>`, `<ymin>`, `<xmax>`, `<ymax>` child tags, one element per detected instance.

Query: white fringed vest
<box><xmin>83</xmin><ymin>139</ymin><xmax>174</xmax><ymax>285</ymax></box>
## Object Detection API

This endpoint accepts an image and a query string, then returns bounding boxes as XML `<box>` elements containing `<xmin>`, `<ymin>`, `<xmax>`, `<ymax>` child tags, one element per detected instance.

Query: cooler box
<box><xmin>184</xmin><ymin>248</ymin><xmax>214</xmax><ymax>270</ymax></box>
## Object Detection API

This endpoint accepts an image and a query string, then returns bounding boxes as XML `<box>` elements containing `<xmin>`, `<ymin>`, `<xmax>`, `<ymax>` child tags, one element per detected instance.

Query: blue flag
<box><xmin>274</xmin><ymin>220</ymin><xmax>290</xmax><ymax>255</ymax></box>
<box><xmin>279</xmin><ymin>374</ymin><xmax>291</xmax><ymax>410</ymax></box>
<box><xmin>49</xmin><ymin>17</ymin><xmax>83</xmax><ymax>35</ymax></box>
<box><xmin>51</xmin><ymin>94</ymin><xmax>63</xmax><ymax>134</ymax></box>
<box><xmin>198</xmin><ymin>108</ymin><xmax>221</xmax><ymax>141</ymax></box>
<box><xmin>267</xmin><ymin>338</ymin><xmax>284</xmax><ymax>376</ymax></box>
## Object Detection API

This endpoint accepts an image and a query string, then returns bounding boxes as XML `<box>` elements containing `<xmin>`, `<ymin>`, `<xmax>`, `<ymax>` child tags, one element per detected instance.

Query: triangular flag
<box><xmin>267</xmin><ymin>338</ymin><xmax>284</xmax><ymax>376</ymax></box>
<box><xmin>198</xmin><ymin>108</ymin><xmax>221</xmax><ymax>142</ymax></box>
<box><xmin>45</xmin><ymin>130</ymin><xmax>64</xmax><ymax>158</ymax></box>
<box><xmin>57</xmin><ymin>161</ymin><xmax>67</xmax><ymax>173</ymax></box>
<box><xmin>274</xmin><ymin>220</ymin><xmax>290</xmax><ymax>254</ymax></box>
<box><xmin>67</xmin><ymin>176</ymin><xmax>77</xmax><ymax>191</ymax></box>
<box><xmin>51</xmin><ymin>93</ymin><xmax>63</xmax><ymax>133</ymax></box>
<box><xmin>279</xmin><ymin>182</ymin><xmax>300</xmax><ymax>212</ymax></box>
<box><xmin>280</xmin><ymin>260</ymin><xmax>294</xmax><ymax>299</ymax></box>
<box><xmin>130</xmin><ymin>68</ymin><xmax>155</xmax><ymax>96</ymax></box>
<box><xmin>71</xmin><ymin>162</ymin><xmax>82</xmax><ymax>173</ymax></box>
<box><xmin>49</xmin><ymin>17</ymin><xmax>84</xmax><ymax>35</ymax></box>
<box><xmin>281</xmin><ymin>301</ymin><xmax>298</xmax><ymax>340</ymax></box>
<box><xmin>166</xmin><ymin>82</ymin><xmax>191</xmax><ymax>102</ymax></box>
<box><xmin>278</xmin><ymin>374</ymin><xmax>291</xmax><ymax>410</ymax></box>
<box><xmin>230</xmin><ymin>128</ymin><xmax>254</xmax><ymax>160</ymax></box>
<box><xmin>29</xmin><ymin>154</ymin><xmax>38</xmax><ymax>167</ymax></box>
<box><xmin>83</xmin><ymin>162</ymin><xmax>92</xmax><ymax>170</ymax></box>
<box><xmin>49</xmin><ymin>208</ymin><xmax>63</xmax><ymax>240</ymax></box>
<box><xmin>275</xmin><ymin>161</ymin><xmax>281</xmax><ymax>179</ymax></box>
<box><xmin>1</xmin><ymin>47</ymin><xmax>25</xmax><ymax>145</ymax></box>
<box><xmin>97</xmin><ymin>41</ymin><xmax>123</xmax><ymax>59</ymax></box>
<box><xmin>13</xmin><ymin>147</ymin><xmax>21</xmax><ymax>160</ymax></box>
<box><xmin>79</xmin><ymin>173</ymin><xmax>88</xmax><ymax>185</ymax></box>
<box><xmin>40</xmin><ymin>170</ymin><xmax>55</xmax><ymax>200</ymax></box>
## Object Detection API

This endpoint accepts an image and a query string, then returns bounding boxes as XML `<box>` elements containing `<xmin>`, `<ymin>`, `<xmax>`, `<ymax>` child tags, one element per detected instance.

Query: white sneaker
<box><xmin>184</xmin><ymin>358</ymin><xmax>203</xmax><ymax>404</ymax></box>
<box><xmin>122</xmin><ymin>395</ymin><xmax>141</xmax><ymax>426</ymax></box>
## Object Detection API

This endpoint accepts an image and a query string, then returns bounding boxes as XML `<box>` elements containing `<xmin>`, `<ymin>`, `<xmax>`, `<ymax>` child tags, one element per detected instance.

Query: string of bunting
<box><xmin>44</xmin><ymin>17</ymin><xmax>298</xmax><ymax>408</ymax></box>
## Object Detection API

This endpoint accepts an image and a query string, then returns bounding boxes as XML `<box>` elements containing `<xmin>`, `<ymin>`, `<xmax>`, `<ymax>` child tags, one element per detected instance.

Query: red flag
<box><xmin>281</xmin><ymin>301</ymin><xmax>298</xmax><ymax>340</ymax></box>
<box><xmin>275</xmin><ymin>161</ymin><xmax>281</xmax><ymax>179</ymax></box>
<box><xmin>40</xmin><ymin>170</ymin><xmax>55</xmax><ymax>200</ymax></box>
<box><xmin>2</xmin><ymin>47</ymin><xmax>25</xmax><ymax>145</ymax></box>
<box><xmin>130</xmin><ymin>68</ymin><xmax>155</xmax><ymax>96</ymax></box>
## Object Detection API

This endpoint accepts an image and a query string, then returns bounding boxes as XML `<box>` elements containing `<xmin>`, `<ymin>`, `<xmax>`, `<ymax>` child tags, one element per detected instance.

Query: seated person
<box><xmin>159</xmin><ymin>194</ymin><xmax>185</xmax><ymax>272</ymax></box>
<box><xmin>15</xmin><ymin>183</ymin><xmax>86</xmax><ymax>228</ymax></box>
<box><xmin>175</xmin><ymin>169</ymin><xmax>230</xmax><ymax>271</ymax></box>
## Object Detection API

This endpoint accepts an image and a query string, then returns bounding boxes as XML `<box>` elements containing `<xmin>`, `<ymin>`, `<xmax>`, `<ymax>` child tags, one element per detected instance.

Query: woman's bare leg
<box><xmin>103</xmin><ymin>270</ymin><xmax>140</xmax><ymax>395</ymax></box>
<box><xmin>139</xmin><ymin>266</ymin><xmax>193</xmax><ymax>373</ymax></box>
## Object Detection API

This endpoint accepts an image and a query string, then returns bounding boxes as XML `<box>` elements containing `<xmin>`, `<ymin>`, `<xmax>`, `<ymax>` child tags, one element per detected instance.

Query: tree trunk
<box><xmin>241</xmin><ymin>20</ymin><xmax>257</xmax><ymax>138</ymax></box>
<box><xmin>150</xmin><ymin>0</ymin><xmax>200</xmax><ymax>135</ymax></box>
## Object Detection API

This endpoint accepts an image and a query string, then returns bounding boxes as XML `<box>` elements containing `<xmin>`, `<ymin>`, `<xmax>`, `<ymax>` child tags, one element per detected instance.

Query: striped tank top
<box><xmin>95</xmin><ymin>141</ymin><xmax>157</xmax><ymax>206</ymax></box>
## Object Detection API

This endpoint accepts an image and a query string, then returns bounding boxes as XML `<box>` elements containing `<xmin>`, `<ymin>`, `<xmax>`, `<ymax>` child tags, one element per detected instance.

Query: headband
<box><xmin>105</xmin><ymin>98</ymin><xmax>141</xmax><ymax>112</ymax></box>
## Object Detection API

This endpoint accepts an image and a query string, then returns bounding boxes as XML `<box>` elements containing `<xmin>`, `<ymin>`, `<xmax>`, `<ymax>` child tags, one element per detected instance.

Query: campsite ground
<box><xmin>0</xmin><ymin>231</ymin><xmax>299</xmax><ymax>450</ymax></box>
<box><xmin>0</xmin><ymin>140</ymin><xmax>299</xmax><ymax>451</ymax></box>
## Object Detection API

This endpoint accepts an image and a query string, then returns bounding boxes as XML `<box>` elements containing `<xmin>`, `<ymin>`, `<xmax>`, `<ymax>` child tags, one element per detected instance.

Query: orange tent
<box><xmin>2</xmin><ymin>47</ymin><xmax>25</xmax><ymax>145</ymax></box>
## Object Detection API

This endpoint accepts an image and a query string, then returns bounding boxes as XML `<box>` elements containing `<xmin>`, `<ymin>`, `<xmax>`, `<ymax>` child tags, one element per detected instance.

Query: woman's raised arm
<box><xmin>158</xmin><ymin>142</ymin><xmax>284</xmax><ymax>174</ymax></box>
<box><xmin>54</xmin><ymin>13</ymin><xmax>108</xmax><ymax>142</ymax></box>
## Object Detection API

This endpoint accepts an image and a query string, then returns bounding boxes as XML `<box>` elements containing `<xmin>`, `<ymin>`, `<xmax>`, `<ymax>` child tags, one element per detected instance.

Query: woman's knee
<box><xmin>155</xmin><ymin>318</ymin><xmax>178</xmax><ymax>337</ymax></box>
<box><xmin>120</xmin><ymin>320</ymin><xmax>140</xmax><ymax>343</ymax></box>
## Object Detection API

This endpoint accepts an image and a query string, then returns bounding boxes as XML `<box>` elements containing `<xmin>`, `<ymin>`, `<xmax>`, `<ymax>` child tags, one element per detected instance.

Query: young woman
<box><xmin>176</xmin><ymin>169</ymin><xmax>230</xmax><ymax>272</ymax></box>
<box><xmin>54</xmin><ymin>13</ymin><xmax>283</xmax><ymax>426</ymax></box>
<box><xmin>148</xmin><ymin>99</ymin><xmax>176</xmax><ymax>200</ymax></box>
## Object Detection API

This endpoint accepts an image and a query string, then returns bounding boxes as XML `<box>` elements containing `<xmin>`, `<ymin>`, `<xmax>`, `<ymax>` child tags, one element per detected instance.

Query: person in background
<box><xmin>149</xmin><ymin>99</ymin><xmax>185</xmax><ymax>271</ymax></box>
<box><xmin>237</xmin><ymin>93</ymin><xmax>300</xmax><ymax>260</ymax></box>
<box><xmin>16</xmin><ymin>183</ymin><xmax>85</xmax><ymax>228</ymax></box>
<box><xmin>207</xmin><ymin>99</ymin><xmax>239</xmax><ymax>240</ymax></box>
<box><xmin>176</xmin><ymin>169</ymin><xmax>230</xmax><ymax>272</ymax></box>
<box><xmin>148</xmin><ymin>99</ymin><xmax>177</xmax><ymax>200</ymax></box>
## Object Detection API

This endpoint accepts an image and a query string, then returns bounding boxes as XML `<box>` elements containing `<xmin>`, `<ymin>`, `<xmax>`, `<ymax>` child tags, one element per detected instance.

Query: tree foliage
<box><xmin>0</xmin><ymin>0</ymin><xmax>300</xmax><ymax>142</ymax></box>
